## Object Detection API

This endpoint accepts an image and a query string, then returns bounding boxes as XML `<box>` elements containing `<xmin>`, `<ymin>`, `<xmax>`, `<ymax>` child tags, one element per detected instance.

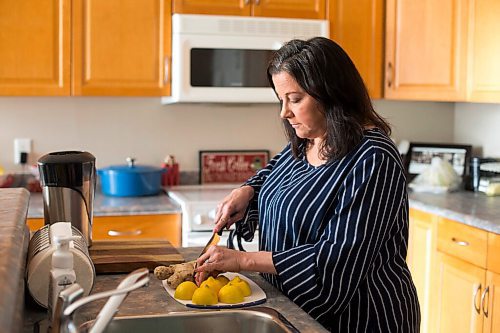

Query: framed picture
<box><xmin>199</xmin><ymin>150</ymin><xmax>270</xmax><ymax>184</ymax></box>
<box><xmin>404</xmin><ymin>142</ymin><xmax>472</xmax><ymax>182</ymax></box>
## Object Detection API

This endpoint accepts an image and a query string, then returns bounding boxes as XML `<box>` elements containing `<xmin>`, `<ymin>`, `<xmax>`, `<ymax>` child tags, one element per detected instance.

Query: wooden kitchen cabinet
<box><xmin>0</xmin><ymin>0</ymin><xmax>71</xmax><ymax>96</ymax></box>
<box><xmin>407</xmin><ymin>208</ymin><xmax>438</xmax><ymax>333</ymax></box>
<box><xmin>384</xmin><ymin>0</ymin><xmax>469</xmax><ymax>101</ymax></box>
<box><xmin>484</xmin><ymin>271</ymin><xmax>500</xmax><ymax>333</ymax></box>
<box><xmin>27</xmin><ymin>218</ymin><xmax>44</xmax><ymax>232</ymax></box>
<box><xmin>172</xmin><ymin>0</ymin><xmax>326</xmax><ymax>19</ymax></box>
<box><xmin>328</xmin><ymin>0</ymin><xmax>385</xmax><ymax>99</ymax></box>
<box><xmin>27</xmin><ymin>214</ymin><xmax>182</xmax><ymax>247</ymax></box>
<box><xmin>467</xmin><ymin>0</ymin><xmax>500</xmax><ymax>102</ymax></box>
<box><xmin>72</xmin><ymin>0</ymin><xmax>171</xmax><ymax>96</ymax></box>
<box><xmin>92</xmin><ymin>214</ymin><xmax>181</xmax><ymax>247</ymax></box>
<box><xmin>0</xmin><ymin>0</ymin><xmax>171</xmax><ymax>96</ymax></box>
<box><xmin>435</xmin><ymin>253</ymin><xmax>485</xmax><ymax>333</ymax></box>
<box><xmin>408</xmin><ymin>209</ymin><xmax>500</xmax><ymax>333</ymax></box>
<box><xmin>434</xmin><ymin>216</ymin><xmax>500</xmax><ymax>333</ymax></box>
<box><xmin>485</xmin><ymin>232</ymin><xmax>500</xmax><ymax>333</ymax></box>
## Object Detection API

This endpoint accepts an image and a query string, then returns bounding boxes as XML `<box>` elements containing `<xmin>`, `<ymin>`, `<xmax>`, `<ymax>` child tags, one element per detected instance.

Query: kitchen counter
<box><xmin>28</xmin><ymin>187</ymin><xmax>500</xmax><ymax>234</ymax></box>
<box><xmin>0</xmin><ymin>188</ymin><xmax>31</xmax><ymax>333</ymax></box>
<box><xmin>27</xmin><ymin>191</ymin><xmax>182</xmax><ymax>219</ymax></box>
<box><xmin>24</xmin><ymin>247</ymin><xmax>328</xmax><ymax>333</ymax></box>
<box><xmin>409</xmin><ymin>190</ymin><xmax>500</xmax><ymax>234</ymax></box>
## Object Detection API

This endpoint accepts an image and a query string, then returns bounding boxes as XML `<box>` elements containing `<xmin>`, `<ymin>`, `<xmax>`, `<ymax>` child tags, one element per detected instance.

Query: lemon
<box><xmin>192</xmin><ymin>284</ymin><xmax>218</xmax><ymax>305</ymax></box>
<box><xmin>216</xmin><ymin>274</ymin><xmax>230</xmax><ymax>287</ymax></box>
<box><xmin>231</xmin><ymin>276</ymin><xmax>243</xmax><ymax>283</ymax></box>
<box><xmin>174</xmin><ymin>281</ymin><xmax>198</xmax><ymax>300</ymax></box>
<box><xmin>218</xmin><ymin>283</ymin><xmax>244</xmax><ymax>304</ymax></box>
<box><xmin>230</xmin><ymin>276</ymin><xmax>252</xmax><ymax>297</ymax></box>
<box><xmin>200</xmin><ymin>276</ymin><xmax>222</xmax><ymax>294</ymax></box>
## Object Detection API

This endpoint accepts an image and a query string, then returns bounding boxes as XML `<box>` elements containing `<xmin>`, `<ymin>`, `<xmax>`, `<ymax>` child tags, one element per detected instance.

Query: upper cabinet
<box><xmin>328</xmin><ymin>0</ymin><xmax>385</xmax><ymax>99</ymax></box>
<box><xmin>72</xmin><ymin>0</ymin><xmax>171</xmax><ymax>96</ymax></box>
<box><xmin>173</xmin><ymin>0</ymin><xmax>326</xmax><ymax>19</ymax></box>
<box><xmin>385</xmin><ymin>0</ymin><xmax>469</xmax><ymax>101</ymax></box>
<box><xmin>385</xmin><ymin>0</ymin><xmax>500</xmax><ymax>103</ymax></box>
<box><xmin>0</xmin><ymin>0</ymin><xmax>171</xmax><ymax>96</ymax></box>
<box><xmin>0</xmin><ymin>0</ymin><xmax>71</xmax><ymax>96</ymax></box>
<box><xmin>467</xmin><ymin>0</ymin><xmax>500</xmax><ymax>102</ymax></box>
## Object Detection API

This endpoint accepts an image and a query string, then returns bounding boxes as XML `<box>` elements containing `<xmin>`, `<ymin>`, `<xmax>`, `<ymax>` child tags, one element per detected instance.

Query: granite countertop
<box><xmin>24</xmin><ymin>247</ymin><xmax>328</xmax><ymax>333</ymax></box>
<box><xmin>0</xmin><ymin>188</ymin><xmax>31</xmax><ymax>333</ymax></box>
<box><xmin>27</xmin><ymin>191</ymin><xmax>182</xmax><ymax>219</ymax></box>
<box><xmin>28</xmin><ymin>187</ymin><xmax>500</xmax><ymax>234</ymax></box>
<box><xmin>409</xmin><ymin>190</ymin><xmax>500</xmax><ymax>234</ymax></box>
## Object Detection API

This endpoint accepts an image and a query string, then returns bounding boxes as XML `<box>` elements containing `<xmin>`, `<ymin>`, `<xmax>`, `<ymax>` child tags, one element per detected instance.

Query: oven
<box><xmin>167</xmin><ymin>184</ymin><xmax>259</xmax><ymax>251</ymax></box>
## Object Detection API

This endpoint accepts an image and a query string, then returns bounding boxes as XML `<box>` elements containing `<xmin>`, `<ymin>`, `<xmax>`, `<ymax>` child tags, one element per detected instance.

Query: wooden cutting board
<box><xmin>89</xmin><ymin>239</ymin><xmax>185</xmax><ymax>274</ymax></box>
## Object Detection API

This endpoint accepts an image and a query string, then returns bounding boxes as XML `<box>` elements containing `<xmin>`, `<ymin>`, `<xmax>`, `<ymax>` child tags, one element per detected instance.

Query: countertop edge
<box><xmin>0</xmin><ymin>188</ymin><xmax>31</xmax><ymax>333</ymax></box>
<box><xmin>409</xmin><ymin>197</ymin><xmax>500</xmax><ymax>234</ymax></box>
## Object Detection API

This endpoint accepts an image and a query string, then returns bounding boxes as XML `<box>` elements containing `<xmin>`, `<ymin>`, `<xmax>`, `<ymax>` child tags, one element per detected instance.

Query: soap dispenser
<box><xmin>47</xmin><ymin>235</ymin><xmax>80</xmax><ymax>319</ymax></box>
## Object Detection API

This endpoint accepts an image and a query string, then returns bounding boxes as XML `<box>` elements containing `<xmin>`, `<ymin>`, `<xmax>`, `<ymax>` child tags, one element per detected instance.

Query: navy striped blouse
<box><xmin>238</xmin><ymin>129</ymin><xmax>420</xmax><ymax>332</ymax></box>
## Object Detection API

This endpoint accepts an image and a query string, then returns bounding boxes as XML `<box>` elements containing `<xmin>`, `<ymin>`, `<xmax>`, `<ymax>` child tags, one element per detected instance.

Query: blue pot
<box><xmin>98</xmin><ymin>158</ymin><xmax>165</xmax><ymax>197</ymax></box>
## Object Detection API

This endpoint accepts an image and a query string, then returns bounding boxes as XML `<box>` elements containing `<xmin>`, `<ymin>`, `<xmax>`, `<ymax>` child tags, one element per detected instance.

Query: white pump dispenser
<box><xmin>48</xmin><ymin>235</ymin><xmax>80</xmax><ymax>319</ymax></box>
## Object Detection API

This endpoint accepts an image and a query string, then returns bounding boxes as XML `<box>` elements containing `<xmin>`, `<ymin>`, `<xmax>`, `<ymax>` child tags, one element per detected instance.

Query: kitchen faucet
<box><xmin>51</xmin><ymin>267</ymin><xmax>149</xmax><ymax>333</ymax></box>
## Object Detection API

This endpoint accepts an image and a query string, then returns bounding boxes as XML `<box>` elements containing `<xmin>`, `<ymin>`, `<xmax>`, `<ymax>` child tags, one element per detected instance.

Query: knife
<box><xmin>196</xmin><ymin>229</ymin><xmax>223</xmax><ymax>267</ymax></box>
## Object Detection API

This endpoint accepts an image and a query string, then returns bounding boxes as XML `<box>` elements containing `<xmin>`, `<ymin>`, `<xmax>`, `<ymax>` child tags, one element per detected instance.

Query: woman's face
<box><xmin>272</xmin><ymin>71</ymin><xmax>326</xmax><ymax>141</ymax></box>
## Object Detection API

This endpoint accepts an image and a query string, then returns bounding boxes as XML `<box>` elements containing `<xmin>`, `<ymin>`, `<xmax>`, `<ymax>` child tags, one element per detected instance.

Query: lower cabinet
<box><xmin>407</xmin><ymin>209</ymin><xmax>438</xmax><ymax>333</ymax></box>
<box><xmin>484</xmin><ymin>271</ymin><xmax>500</xmax><ymax>333</ymax></box>
<box><xmin>408</xmin><ymin>208</ymin><xmax>500</xmax><ymax>333</ymax></box>
<box><xmin>434</xmin><ymin>253</ymin><xmax>485</xmax><ymax>333</ymax></box>
<box><xmin>27</xmin><ymin>214</ymin><xmax>181</xmax><ymax>247</ymax></box>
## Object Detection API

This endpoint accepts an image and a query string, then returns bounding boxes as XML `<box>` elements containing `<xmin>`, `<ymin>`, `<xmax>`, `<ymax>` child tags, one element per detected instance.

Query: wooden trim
<box><xmin>488</xmin><ymin>232</ymin><xmax>500</xmax><ymax>274</ymax></box>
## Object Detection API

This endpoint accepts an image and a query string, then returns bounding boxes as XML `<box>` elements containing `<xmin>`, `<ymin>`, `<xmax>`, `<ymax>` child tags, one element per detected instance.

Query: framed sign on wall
<box><xmin>199</xmin><ymin>150</ymin><xmax>270</xmax><ymax>184</ymax></box>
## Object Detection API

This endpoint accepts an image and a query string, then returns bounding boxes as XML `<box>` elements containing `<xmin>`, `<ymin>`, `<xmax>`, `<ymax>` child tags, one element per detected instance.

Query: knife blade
<box><xmin>195</xmin><ymin>229</ymin><xmax>223</xmax><ymax>268</ymax></box>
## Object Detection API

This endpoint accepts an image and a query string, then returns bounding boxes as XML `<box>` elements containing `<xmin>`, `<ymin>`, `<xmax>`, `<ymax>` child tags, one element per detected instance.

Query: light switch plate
<box><xmin>14</xmin><ymin>138</ymin><xmax>32</xmax><ymax>164</ymax></box>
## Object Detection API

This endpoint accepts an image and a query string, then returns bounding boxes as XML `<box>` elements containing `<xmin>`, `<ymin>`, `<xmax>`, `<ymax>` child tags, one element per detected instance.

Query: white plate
<box><xmin>162</xmin><ymin>272</ymin><xmax>267</xmax><ymax>309</ymax></box>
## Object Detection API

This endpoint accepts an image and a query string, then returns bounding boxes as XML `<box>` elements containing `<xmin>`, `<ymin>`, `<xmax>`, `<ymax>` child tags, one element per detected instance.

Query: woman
<box><xmin>195</xmin><ymin>37</ymin><xmax>420</xmax><ymax>332</ymax></box>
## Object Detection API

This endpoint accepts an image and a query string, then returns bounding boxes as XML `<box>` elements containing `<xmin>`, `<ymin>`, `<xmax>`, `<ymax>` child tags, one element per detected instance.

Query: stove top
<box><xmin>166</xmin><ymin>184</ymin><xmax>240</xmax><ymax>203</ymax></box>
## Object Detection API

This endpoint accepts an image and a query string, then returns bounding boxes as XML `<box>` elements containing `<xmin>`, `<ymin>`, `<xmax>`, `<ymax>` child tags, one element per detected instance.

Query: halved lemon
<box><xmin>192</xmin><ymin>284</ymin><xmax>218</xmax><ymax>305</ymax></box>
<box><xmin>174</xmin><ymin>281</ymin><xmax>198</xmax><ymax>300</ymax></box>
<box><xmin>218</xmin><ymin>283</ymin><xmax>244</xmax><ymax>304</ymax></box>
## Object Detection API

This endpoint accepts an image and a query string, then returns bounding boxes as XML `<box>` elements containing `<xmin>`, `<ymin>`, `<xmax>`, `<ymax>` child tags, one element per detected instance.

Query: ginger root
<box><xmin>154</xmin><ymin>261</ymin><xmax>196</xmax><ymax>289</ymax></box>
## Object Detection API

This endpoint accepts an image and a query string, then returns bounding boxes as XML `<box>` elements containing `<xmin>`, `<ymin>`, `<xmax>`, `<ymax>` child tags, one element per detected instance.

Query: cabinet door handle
<box><xmin>255</xmin><ymin>0</ymin><xmax>260</xmax><ymax>4</ymax></box>
<box><xmin>451</xmin><ymin>237</ymin><xmax>470</xmax><ymax>246</ymax></box>
<box><xmin>481</xmin><ymin>286</ymin><xmax>490</xmax><ymax>318</ymax></box>
<box><xmin>386</xmin><ymin>62</ymin><xmax>393</xmax><ymax>88</ymax></box>
<box><xmin>473</xmin><ymin>284</ymin><xmax>482</xmax><ymax>314</ymax></box>
<box><xmin>108</xmin><ymin>229</ymin><xmax>142</xmax><ymax>237</ymax></box>
<box><xmin>244</xmin><ymin>0</ymin><xmax>250</xmax><ymax>4</ymax></box>
<box><xmin>164</xmin><ymin>56</ymin><xmax>170</xmax><ymax>85</ymax></box>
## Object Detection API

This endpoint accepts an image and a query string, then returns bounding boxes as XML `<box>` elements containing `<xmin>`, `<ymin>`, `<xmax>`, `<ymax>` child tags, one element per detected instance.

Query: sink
<box><xmin>80</xmin><ymin>307</ymin><xmax>300</xmax><ymax>333</ymax></box>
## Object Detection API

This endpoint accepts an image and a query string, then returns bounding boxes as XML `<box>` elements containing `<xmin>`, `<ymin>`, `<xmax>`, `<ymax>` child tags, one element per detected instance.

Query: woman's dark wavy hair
<box><xmin>267</xmin><ymin>37</ymin><xmax>391</xmax><ymax>162</ymax></box>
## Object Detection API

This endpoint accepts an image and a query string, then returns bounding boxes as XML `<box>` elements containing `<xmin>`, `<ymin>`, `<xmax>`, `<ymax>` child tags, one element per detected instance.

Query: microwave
<box><xmin>162</xmin><ymin>14</ymin><xmax>329</xmax><ymax>104</ymax></box>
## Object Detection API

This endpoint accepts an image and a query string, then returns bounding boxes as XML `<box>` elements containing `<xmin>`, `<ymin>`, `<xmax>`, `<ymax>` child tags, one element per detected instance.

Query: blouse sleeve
<box><xmin>271</xmin><ymin>150</ymin><xmax>407</xmax><ymax>318</ymax></box>
<box><xmin>235</xmin><ymin>146</ymin><xmax>288</xmax><ymax>242</ymax></box>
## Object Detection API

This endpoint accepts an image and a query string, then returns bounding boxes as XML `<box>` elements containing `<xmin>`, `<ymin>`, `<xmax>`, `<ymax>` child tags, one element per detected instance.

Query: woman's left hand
<box><xmin>194</xmin><ymin>246</ymin><xmax>245</xmax><ymax>285</ymax></box>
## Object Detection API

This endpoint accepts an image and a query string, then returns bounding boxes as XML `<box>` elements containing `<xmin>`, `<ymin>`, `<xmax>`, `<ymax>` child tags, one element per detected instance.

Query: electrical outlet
<box><xmin>14</xmin><ymin>138</ymin><xmax>32</xmax><ymax>164</ymax></box>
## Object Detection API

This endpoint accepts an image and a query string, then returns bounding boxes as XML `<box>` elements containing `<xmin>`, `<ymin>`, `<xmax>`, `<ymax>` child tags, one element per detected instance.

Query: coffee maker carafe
<box><xmin>38</xmin><ymin>151</ymin><xmax>96</xmax><ymax>247</ymax></box>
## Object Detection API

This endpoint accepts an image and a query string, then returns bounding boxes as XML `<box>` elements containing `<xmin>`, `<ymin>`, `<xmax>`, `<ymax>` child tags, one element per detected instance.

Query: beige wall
<box><xmin>1</xmin><ymin>98</ymin><xmax>455</xmax><ymax>173</ymax></box>
<box><xmin>454</xmin><ymin>103</ymin><xmax>500</xmax><ymax>157</ymax></box>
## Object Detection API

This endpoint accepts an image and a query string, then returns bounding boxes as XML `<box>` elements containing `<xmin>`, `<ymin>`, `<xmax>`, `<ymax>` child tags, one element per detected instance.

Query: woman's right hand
<box><xmin>213</xmin><ymin>185</ymin><xmax>254</xmax><ymax>233</ymax></box>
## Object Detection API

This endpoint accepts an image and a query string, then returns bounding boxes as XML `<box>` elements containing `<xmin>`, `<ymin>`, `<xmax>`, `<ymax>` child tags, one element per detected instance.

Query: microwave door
<box><xmin>169</xmin><ymin>35</ymin><xmax>282</xmax><ymax>103</ymax></box>
<box><xmin>190</xmin><ymin>48</ymin><xmax>272</xmax><ymax>88</ymax></box>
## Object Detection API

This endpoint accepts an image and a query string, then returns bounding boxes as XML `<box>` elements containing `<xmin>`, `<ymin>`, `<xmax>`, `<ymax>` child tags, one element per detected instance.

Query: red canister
<box><xmin>162</xmin><ymin>155</ymin><xmax>180</xmax><ymax>186</ymax></box>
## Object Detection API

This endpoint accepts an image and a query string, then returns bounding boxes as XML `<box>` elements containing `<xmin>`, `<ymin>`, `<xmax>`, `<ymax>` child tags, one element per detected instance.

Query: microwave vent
<box><xmin>173</xmin><ymin>14</ymin><xmax>329</xmax><ymax>39</ymax></box>
<box><xmin>217</xmin><ymin>20</ymin><xmax>323</xmax><ymax>38</ymax></box>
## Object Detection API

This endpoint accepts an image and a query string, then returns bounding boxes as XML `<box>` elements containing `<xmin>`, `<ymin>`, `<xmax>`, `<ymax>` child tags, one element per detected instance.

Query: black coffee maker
<box><xmin>38</xmin><ymin>151</ymin><xmax>96</xmax><ymax>247</ymax></box>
